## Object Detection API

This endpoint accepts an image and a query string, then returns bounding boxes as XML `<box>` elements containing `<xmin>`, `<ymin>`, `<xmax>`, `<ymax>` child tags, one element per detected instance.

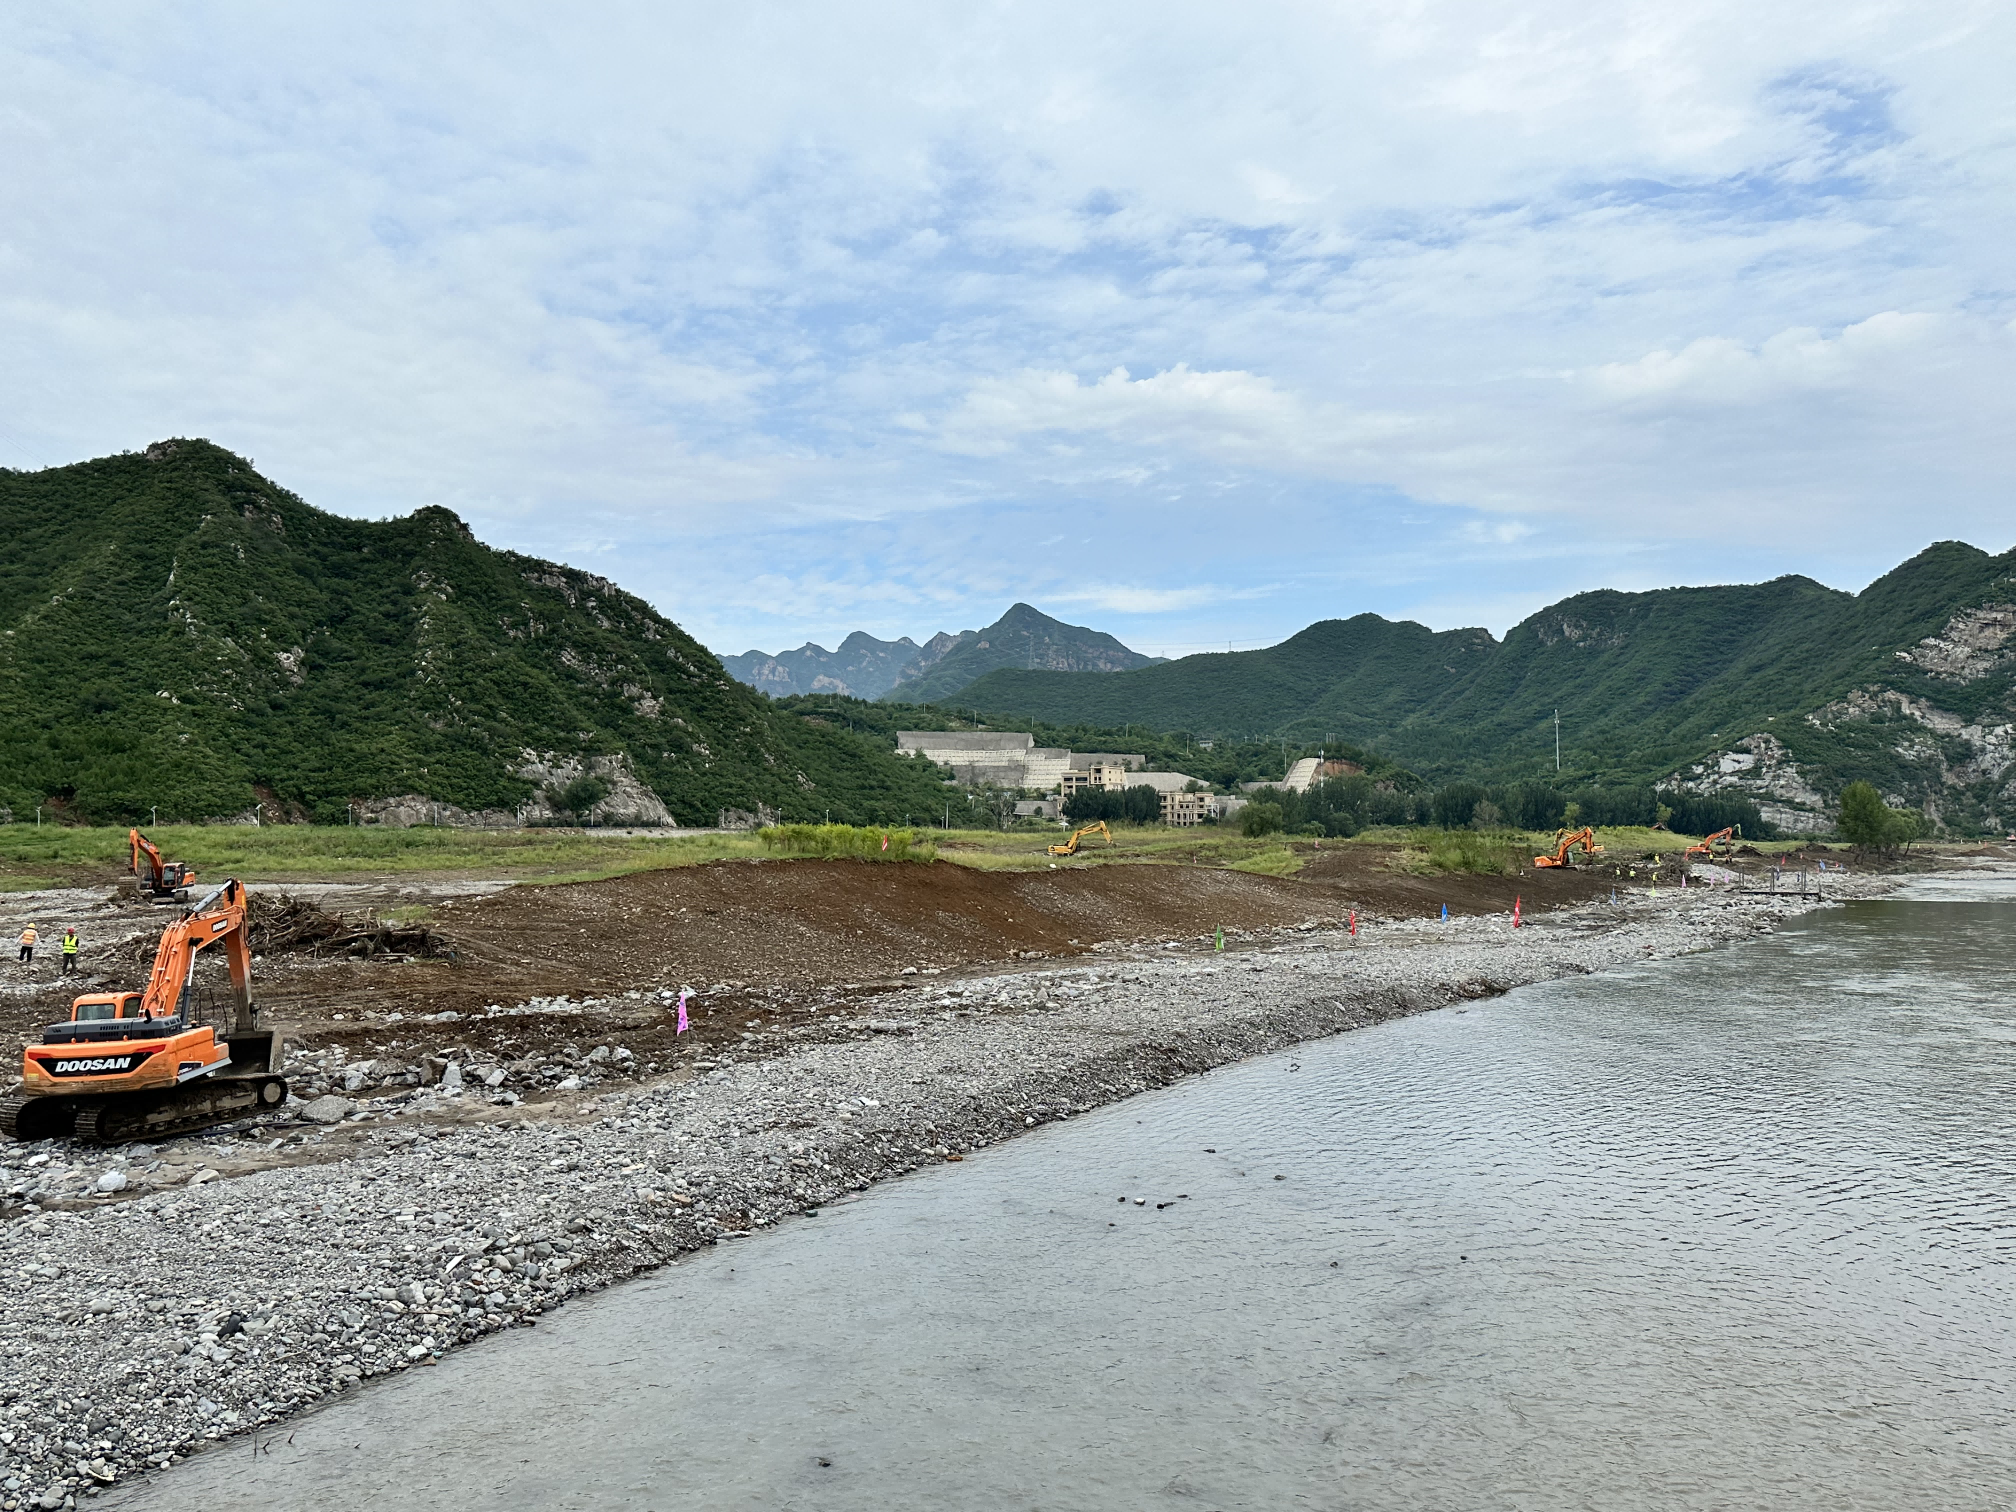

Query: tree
<box><xmin>547</xmin><ymin>774</ymin><xmax>609</xmax><ymax>820</ymax></box>
<box><xmin>1838</xmin><ymin>781</ymin><xmax>1923</xmax><ymax>852</ymax></box>
<box><xmin>1241</xmin><ymin>802</ymin><xmax>1284</xmax><ymax>838</ymax></box>
<box><xmin>1836</xmin><ymin>781</ymin><xmax>1889</xmax><ymax>848</ymax></box>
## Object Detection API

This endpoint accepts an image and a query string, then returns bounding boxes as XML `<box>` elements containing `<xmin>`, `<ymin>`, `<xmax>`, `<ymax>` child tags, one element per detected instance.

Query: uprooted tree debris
<box><xmin>248</xmin><ymin>892</ymin><xmax>451</xmax><ymax>959</ymax></box>
<box><xmin>119</xmin><ymin>892</ymin><xmax>451</xmax><ymax>966</ymax></box>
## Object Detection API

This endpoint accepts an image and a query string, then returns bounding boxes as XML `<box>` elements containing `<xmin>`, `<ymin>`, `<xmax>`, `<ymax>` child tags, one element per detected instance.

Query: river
<box><xmin>116</xmin><ymin>876</ymin><xmax>2016</xmax><ymax>1510</ymax></box>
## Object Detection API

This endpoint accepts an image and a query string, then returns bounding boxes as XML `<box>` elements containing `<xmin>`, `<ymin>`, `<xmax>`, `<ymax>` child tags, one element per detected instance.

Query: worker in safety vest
<box><xmin>15</xmin><ymin>924</ymin><xmax>34</xmax><ymax>964</ymax></box>
<box><xmin>61</xmin><ymin>926</ymin><xmax>79</xmax><ymax>974</ymax></box>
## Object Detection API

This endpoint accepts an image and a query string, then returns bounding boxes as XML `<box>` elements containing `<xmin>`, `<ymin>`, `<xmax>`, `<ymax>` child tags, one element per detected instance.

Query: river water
<box><xmin>124</xmin><ymin>878</ymin><xmax>2016</xmax><ymax>1510</ymax></box>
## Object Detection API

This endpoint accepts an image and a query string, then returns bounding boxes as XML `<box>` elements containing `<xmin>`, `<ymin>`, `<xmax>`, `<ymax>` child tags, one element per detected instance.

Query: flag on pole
<box><xmin>1348</xmin><ymin>909</ymin><xmax>1357</xmax><ymax>937</ymax></box>
<box><xmin>1513</xmin><ymin>895</ymin><xmax>1522</xmax><ymax>928</ymax></box>
<box><xmin>1440</xmin><ymin>904</ymin><xmax>1448</xmax><ymax>921</ymax></box>
<box><xmin>676</xmin><ymin>988</ymin><xmax>691</xmax><ymax>1034</ymax></box>
<box><xmin>1214</xmin><ymin>926</ymin><xmax>1224</xmax><ymax>952</ymax></box>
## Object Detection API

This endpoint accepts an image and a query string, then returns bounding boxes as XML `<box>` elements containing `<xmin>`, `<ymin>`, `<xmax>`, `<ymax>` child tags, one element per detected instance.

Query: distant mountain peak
<box><xmin>717</xmin><ymin>603</ymin><xmax>1159</xmax><ymax>702</ymax></box>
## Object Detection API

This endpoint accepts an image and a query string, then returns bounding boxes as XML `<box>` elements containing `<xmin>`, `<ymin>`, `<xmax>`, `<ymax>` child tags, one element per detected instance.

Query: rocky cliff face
<box><xmin>1667</xmin><ymin>599</ymin><xmax>2016</xmax><ymax>833</ymax></box>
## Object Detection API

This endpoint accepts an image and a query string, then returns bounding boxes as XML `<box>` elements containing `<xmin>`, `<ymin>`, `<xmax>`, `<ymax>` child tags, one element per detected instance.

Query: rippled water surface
<box><xmin>133</xmin><ymin>878</ymin><xmax>2016</xmax><ymax>1511</ymax></box>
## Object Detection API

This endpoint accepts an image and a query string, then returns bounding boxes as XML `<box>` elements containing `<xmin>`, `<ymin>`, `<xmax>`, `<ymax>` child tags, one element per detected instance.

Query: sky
<box><xmin>3</xmin><ymin>2</ymin><xmax>2011</xmax><ymax>660</ymax></box>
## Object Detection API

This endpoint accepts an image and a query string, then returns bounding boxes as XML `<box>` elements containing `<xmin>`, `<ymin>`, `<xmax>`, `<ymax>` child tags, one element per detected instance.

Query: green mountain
<box><xmin>956</xmin><ymin>543</ymin><xmax>2016</xmax><ymax>833</ymax></box>
<box><xmin>881</xmin><ymin>602</ymin><xmax>1161</xmax><ymax>704</ymax></box>
<box><xmin>0</xmin><ymin>440</ymin><xmax>957</xmax><ymax>827</ymax></box>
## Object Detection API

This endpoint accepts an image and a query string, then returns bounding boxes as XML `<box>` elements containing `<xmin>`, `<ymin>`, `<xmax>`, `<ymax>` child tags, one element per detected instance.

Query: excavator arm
<box><xmin>140</xmin><ymin>879</ymin><xmax>258</xmax><ymax>1033</ymax></box>
<box><xmin>130</xmin><ymin>828</ymin><xmax>164</xmax><ymax>889</ymax></box>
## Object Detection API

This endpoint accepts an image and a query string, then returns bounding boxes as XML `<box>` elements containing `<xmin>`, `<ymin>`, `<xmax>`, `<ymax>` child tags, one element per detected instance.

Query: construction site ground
<box><xmin>0</xmin><ymin>841</ymin><xmax>1633</xmax><ymax>1090</ymax></box>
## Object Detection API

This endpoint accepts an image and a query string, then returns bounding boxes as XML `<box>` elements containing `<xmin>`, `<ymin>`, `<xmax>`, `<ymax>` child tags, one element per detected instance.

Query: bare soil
<box><xmin>2</xmin><ymin>849</ymin><xmax>1620</xmax><ymax>1099</ymax></box>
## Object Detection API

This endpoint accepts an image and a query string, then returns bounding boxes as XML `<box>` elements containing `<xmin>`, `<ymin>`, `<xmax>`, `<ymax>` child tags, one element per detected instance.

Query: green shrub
<box><xmin>757</xmin><ymin>824</ymin><xmax>935</xmax><ymax>862</ymax></box>
<box><xmin>1409</xmin><ymin>829</ymin><xmax>1519</xmax><ymax>875</ymax></box>
<box><xmin>1241</xmin><ymin>802</ymin><xmax>1284</xmax><ymax>838</ymax></box>
<box><xmin>1837</xmin><ymin>781</ymin><xmax>1923</xmax><ymax>852</ymax></box>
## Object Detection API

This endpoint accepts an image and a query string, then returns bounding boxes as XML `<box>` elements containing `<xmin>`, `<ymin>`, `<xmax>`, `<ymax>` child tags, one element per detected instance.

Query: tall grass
<box><xmin>1399</xmin><ymin>829</ymin><xmax>1522</xmax><ymax>876</ymax></box>
<box><xmin>757</xmin><ymin>824</ymin><xmax>936</xmax><ymax>862</ymax></box>
<box><xmin>1228</xmin><ymin>847</ymin><xmax>1304</xmax><ymax>877</ymax></box>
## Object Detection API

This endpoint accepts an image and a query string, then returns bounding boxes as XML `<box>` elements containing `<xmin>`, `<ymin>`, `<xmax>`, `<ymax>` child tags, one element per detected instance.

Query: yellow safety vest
<box><xmin>62</xmin><ymin>934</ymin><xmax>77</xmax><ymax>954</ymax></box>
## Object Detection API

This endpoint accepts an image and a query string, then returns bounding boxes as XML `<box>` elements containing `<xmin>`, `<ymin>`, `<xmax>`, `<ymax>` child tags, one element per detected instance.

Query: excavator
<box><xmin>2</xmin><ymin>878</ymin><xmax>287</xmax><ymax>1144</ymax></box>
<box><xmin>1685</xmin><ymin>826</ymin><xmax>1739</xmax><ymax>859</ymax></box>
<box><xmin>1534</xmin><ymin>826</ymin><xmax>1604</xmax><ymax>868</ymax></box>
<box><xmin>129</xmin><ymin>828</ymin><xmax>197</xmax><ymax>905</ymax></box>
<box><xmin>1048</xmin><ymin>821</ymin><xmax>1114</xmax><ymax>858</ymax></box>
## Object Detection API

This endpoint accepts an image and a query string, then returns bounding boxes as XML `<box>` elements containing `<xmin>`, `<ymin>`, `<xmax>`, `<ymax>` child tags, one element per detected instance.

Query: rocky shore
<box><xmin>0</xmin><ymin>877</ymin><xmax>1894</xmax><ymax>1510</ymax></box>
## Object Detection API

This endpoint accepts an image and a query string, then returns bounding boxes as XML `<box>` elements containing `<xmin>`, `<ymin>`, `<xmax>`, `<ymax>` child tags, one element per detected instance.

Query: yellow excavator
<box><xmin>1534</xmin><ymin>826</ymin><xmax>1603</xmax><ymax>868</ymax></box>
<box><xmin>1048</xmin><ymin>821</ymin><xmax>1114</xmax><ymax>858</ymax></box>
<box><xmin>2</xmin><ymin>879</ymin><xmax>287</xmax><ymax>1143</ymax></box>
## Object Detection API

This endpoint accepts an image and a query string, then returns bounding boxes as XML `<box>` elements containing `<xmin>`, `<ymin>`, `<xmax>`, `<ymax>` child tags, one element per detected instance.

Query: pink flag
<box><xmin>1513</xmin><ymin>895</ymin><xmax>1522</xmax><ymax>928</ymax></box>
<box><xmin>676</xmin><ymin>989</ymin><xmax>691</xmax><ymax>1034</ymax></box>
<box><xmin>1348</xmin><ymin>909</ymin><xmax>1357</xmax><ymax>937</ymax></box>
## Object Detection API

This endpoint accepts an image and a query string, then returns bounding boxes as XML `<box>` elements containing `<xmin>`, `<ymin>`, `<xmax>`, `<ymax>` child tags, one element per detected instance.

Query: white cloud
<box><xmin>0</xmin><ymin>0</ymin><xmax>2010</xmax><ymax>657</ymax></box>
<box><xmin>1589</xmin><ymin>311</ymin><xmax>1953</xmax><ymax>405</ymax></box>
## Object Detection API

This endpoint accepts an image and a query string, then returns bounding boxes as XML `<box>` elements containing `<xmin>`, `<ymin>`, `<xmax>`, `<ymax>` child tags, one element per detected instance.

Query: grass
<box><xmin>1228</xmin><ymin>847</ymin><xmax>1304</xmax><ymax>877</ymax></box>
<box><xmin>0</xmin><ymin>822</ymin><xmax>774</xmax><ymax>888</ymax></box>
<box><xmin>0</xmin><ymin>818</ymin><xmax>1861</xmax><ymax>894</ymax></box>
<box><xmin>1392</xmin><ymin>830</ymin><xmax>1523</xmax><ymax>876</ymax></box>
<box><xmin>757</xmin><ymin>825</ymin><xmax>936</xmax><ymax>862</ymax></box>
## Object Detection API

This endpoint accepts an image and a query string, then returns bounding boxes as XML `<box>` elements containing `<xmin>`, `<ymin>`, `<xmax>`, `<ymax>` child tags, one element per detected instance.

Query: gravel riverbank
<box><xmin>1</xmin><ymin>876</ymin><xmax>1895</xmax><ymax>1510</ymax></box>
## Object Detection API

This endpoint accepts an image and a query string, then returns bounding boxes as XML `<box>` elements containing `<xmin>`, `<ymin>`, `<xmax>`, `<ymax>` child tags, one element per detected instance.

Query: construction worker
<box><xmin>61</xmin><ymin>925</ymin><xmax>79</xmax><ymax>974</ymax></box>
<box><xmin>16</xmin><ymin>923</ymin><xmax>35</xmax><ymax>964</ymax></box>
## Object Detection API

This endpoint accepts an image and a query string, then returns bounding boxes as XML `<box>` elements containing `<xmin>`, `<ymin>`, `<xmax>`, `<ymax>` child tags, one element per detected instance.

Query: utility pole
<box><xmin>1554</xmin><ymin>708</ymin><xmax>1561</xmax><ymax>773</ymax></box>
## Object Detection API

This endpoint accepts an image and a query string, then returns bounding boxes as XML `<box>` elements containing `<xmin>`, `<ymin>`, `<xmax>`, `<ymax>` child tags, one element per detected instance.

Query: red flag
<box><xmin>1513</xmin><ymin>894</ymin><xmax>1522</xmax><ymax>928</ymax></box>
<box><xmin>1348</xmin><ymin>909</ymin><xmax>1357</xmax><ymax>937</ymax></box>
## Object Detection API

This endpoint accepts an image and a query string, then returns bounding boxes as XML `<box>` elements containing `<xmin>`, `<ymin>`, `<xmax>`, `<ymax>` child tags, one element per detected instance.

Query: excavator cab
<box><xmin>69</xmin><ymin>994</ymin><xmax>146</xmax><ymax>1022</ymax></box>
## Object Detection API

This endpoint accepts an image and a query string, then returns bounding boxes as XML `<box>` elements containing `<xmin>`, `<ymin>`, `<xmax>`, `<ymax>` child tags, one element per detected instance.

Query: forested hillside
<box><xmin>0</xmin><ymin>441</ymin><xmax>954</xmax><ymax>826</ymax></box>
<box><xmin>957</xmin><ymin>544</ymin><xmax>2016</xmax><ymax>832</ymax></box>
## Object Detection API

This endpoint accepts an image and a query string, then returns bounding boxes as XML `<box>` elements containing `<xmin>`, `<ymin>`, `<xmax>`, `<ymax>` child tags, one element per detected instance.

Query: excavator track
<box><xmin>67</xmin><ymin>1076</ymin><xmax>289</xmax><ymax>1145</ymax></box>
<box><xmin>0</xmin><ymin>1094</ymin><xmax>79</xmax><ymax>1143</ymax></box>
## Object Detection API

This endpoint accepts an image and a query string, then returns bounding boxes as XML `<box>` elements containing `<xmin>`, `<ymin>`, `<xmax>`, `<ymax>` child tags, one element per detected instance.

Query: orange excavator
<box><xmin>129</xmin><ymin>828</ymin><xmax>197</xmax><ymax>905</ymax></box>
<box><xmin>1685</xmin><ymin>826</ymin><xmax>1739</xmax><ymax>859</ymax></box>
<box><xmin>1534</xmin><ymin>826</ymin><xmax>1603</xmax><ymax>868</ymax></box>
<box><xmin>2</xmin><ymin>879</ymin><xmax>287</xmax><ymax>1143</ymax></box>
<box><xmin>1048</xmin><ymin>821</ymin><xmax>1114</xmax><ymax>858</ymax></box>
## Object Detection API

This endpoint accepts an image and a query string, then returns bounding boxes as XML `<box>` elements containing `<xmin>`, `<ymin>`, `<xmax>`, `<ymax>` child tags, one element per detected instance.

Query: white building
<box><xmin>896</xmin><ymin>731</ymin><xmax>1070</xmax><ymax>788</ymax></box>
<box><xmin>898</xmin><ymin>733</ymin><xmax>1147</xmax><ymax>792</ymax></box>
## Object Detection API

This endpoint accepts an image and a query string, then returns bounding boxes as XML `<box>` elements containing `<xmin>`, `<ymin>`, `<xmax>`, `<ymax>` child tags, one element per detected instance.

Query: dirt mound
<box><xmin>256</xmin><ymin>848</ymin><xmax>1612</xmax><ymax>1027</ymax></box>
